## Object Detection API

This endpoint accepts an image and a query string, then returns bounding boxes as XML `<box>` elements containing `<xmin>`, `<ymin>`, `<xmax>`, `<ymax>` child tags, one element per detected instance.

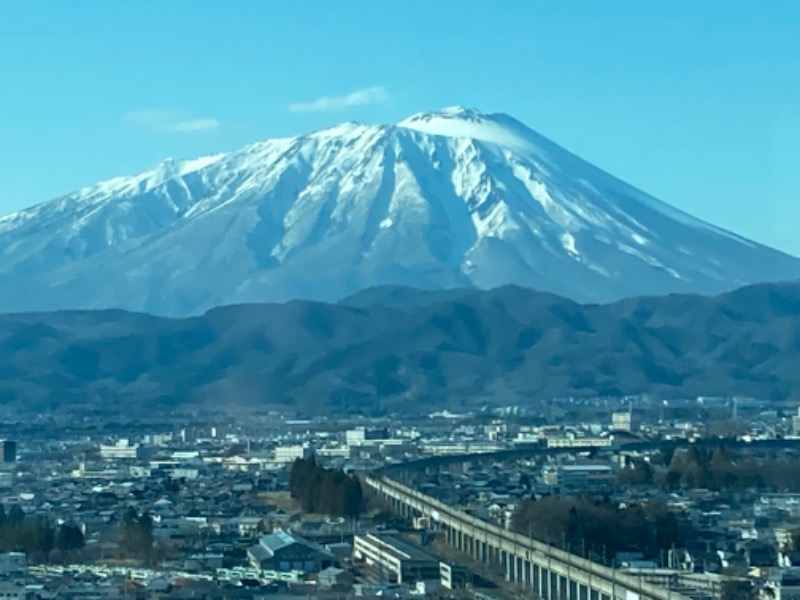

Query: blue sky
<box><xmin>1</xmin><ymin>1</ymin><xmax>799</xmax><ymax>253</ymax></box>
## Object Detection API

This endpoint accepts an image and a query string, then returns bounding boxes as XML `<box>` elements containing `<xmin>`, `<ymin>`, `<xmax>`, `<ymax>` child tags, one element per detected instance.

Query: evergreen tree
<box><xmin>7</xmin><ymin>505</ymin><xmax>24</xmax><ymax>526</ymax></box>
<box><xmin>55</xmin><ymin>523</ymin><xmax>84</xmax><ymax>563</ymax></box>
<box><xmin>343</xmin><ymin>477</ymin><xmax>364</xmax><ymax>519</ymax></box>
<box><xmin>138</xmin><ymin>513</ymin><xmax>154</xmax><ymax>557</ymax></box>
<box><xmin>721</xmin><ymin>580</ymin><xmax>754</xmax><ymax>600</ymax></box>
<box><xmin>3</xmin><ymin>505</ymin><xmax>25</xmax><ymax>551</ymax></box>
<box><xmin>0</xmin><ymin>506</ymin><xmax>64</xmax><ymax>562</ymax></box>
<box><xmin>26</xmin><ymin>520</ymin><xmax>55</xmax><ymax>562</ymax></box>
<box><xmin>289</xmin><ymin>457</ymin><xmax>365</xmax><ymax>517</ymax></box>
<box><xmin>121</xmin><ymin>508</ymin><xmax>153</xmax><ymax>560</ymax></box>
<box><xmin>0</xmin><ymin>505</ymin><xmax>5</xmax><ymax>551</ymax></box>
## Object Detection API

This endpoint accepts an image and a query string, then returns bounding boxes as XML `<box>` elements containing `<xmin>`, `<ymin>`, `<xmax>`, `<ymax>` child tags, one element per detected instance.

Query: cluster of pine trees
<box><xmin>289</xmin><ymin>457</ymin><xmax>363</xmax><ymax>518</ymax></box>
<box><xmin>121</xmin><ymin>507</ymin><xmax>154</xmax><ymax>560</ymax></box>
<box><xmin>0</xmin><ymin>504</ymin><xmax>84</xmax><ymax>562</ymax></box>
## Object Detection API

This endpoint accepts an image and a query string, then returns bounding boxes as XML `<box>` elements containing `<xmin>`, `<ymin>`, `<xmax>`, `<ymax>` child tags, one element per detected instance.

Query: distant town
<box><xmin>2</xmin><ymin>395</ymin><xmax>800</xmax><ymax>599</ymax></box>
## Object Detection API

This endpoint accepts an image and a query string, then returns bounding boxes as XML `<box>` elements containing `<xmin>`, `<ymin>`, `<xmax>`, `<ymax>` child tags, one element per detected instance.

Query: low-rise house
<box><xmin>317</xmin><ymin>565</ymin><xmax>354</xmax><ymax>589</ymax></box>
<box><xmin>247</xmin><ymin>529</ymin><xmax>334</xmax><ymax>573</ymax></box>
<box><xmin>0</xmin><ymin>552</ymin><xmax>26</xmax><ymax>576</ymax></box>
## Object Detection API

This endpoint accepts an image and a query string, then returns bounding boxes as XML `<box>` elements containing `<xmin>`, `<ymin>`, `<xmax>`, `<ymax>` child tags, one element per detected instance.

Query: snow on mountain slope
<box><xmin>1</xmin><ymin>106</ymin><xmax>798</xmax><ymax>316</ymax></box>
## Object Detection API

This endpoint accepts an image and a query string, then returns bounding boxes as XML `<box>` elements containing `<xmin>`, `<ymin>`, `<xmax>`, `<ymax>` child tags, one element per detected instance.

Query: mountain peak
<box><xmin>397</xmin><ymin>106</ymin><xmax>538</xmax><ymax>153</ymax></box>
<box><xmin>419</xmin><ymin>105</ymin><xmax>485</xmax><ymax>119</ymax></box>
<box><xmin>399</xmin><ymin>106</ymin><xmax>499</xmax><ymax>127</ymax></box>
<box><xmin>1</xmin><ymin>105</ymin><xmax>799</xmax><ymax>317</ymax></box>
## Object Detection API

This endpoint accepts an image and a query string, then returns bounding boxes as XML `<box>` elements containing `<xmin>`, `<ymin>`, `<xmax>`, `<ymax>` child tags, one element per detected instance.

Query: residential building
<box><xmin>247</xmin><ymin>530</ymin><xmax>333</xmax><ymax>573</ymax></box>
<box><xmin>274</xmin><ymin>444</ymin><xmax>313</xmax><ymax>464</ymax></box>
<box><xmin>0</xmin><ymin>583</ymin><xmax>25</xmax><ymax>600</ymax></box>
<box><xmin>99</xmin><ymin>439</ymin><xmax>142</xmax><ymax>460</ymax></box>
<box><xmin>0</xmin><ymin>552</ymin><xmax>26</xmax><ymax>576</ymax></box>
<box><xmin>543</xmin><ymin>464</ymin><xmax>615</xmax><ymax>491</ymax></box>
<box><xmin>346</xmin><ymin>427</ymin><xmax>389</xmax><ymax>446</ymax></box>
<box><xmin>232</xmin><ymin>516</ymin><xmax>264</xmax><ymax>538</ymax></box>
<box><xmin>792</xmin><ymin>408</ymin><xmax>800</xmax><ymax>436</ymax></box>
<box><xmin>317</xmin><ymin>566</ymin><xmax>354</xmax><ymax>589</ymax></box>
<box><xmin>612</xmin><ymin>411</ymin><xmax>633</xmax><ymax>432</ymax></box>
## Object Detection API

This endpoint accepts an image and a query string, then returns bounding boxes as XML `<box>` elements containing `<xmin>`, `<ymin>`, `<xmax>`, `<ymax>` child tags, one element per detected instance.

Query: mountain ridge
<box><xmin>3</xmin><ymin>281</ymin><xmax>800</xmax><ymax>415</ymax></box>
<box><xmin>2</xmin><ymin>107</ymin><xmax>799</xmax><ymax>316</ymax></box>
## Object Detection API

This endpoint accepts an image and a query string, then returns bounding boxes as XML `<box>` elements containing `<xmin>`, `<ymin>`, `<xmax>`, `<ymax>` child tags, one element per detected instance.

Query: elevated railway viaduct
<box><xmin>367</xmin><ymin>474</ymin><xmax>689</xmax><ymax>600</ymax></box>
<box><xmin>368</xmin><ymin>439</ymin><xmax>800</xmax><ymax>600</ymax></box>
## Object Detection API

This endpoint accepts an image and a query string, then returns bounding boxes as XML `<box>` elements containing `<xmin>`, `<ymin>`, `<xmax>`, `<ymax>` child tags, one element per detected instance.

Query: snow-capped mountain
<box><xmin>2</xmin><ymin>106</ymin><xmax>799</xmax><ymax>316</ymax></box>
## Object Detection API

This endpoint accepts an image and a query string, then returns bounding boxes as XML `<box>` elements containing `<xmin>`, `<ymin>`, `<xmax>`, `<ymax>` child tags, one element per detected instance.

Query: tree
<box><xmin>709</xmin><ymin>445</ymin><xmax>737</xmax><ymax>490</ymax></box>
<box><xmin>0</xmin><ymin>508</ymin><xmax>63</xmax><ymax>562</ymax></box>
<box><xmin>708</xmin><ymin>420</ymin><xmax>749</xmax><ymax>439</ymax></box>
<box><xmin>647</xmin><ymin>503</ymin><xmax>682</xmax><ymax>552</ymax></box>
<box><xmin>619</xmin><ymin>461</ymin><xmax>653</xmax><ymax>485</ymax></box>
<box><xmin>721</xmin><ymin>580</ymin><xmax>754</xmax><ymax>600</ymax></box>
<box><xmin>224</xmin><ymin>443</ymin><xmax>247</xmax><ymax>457</ymax></box>
<box><xmin>512</xmin><ymin>495</ymin><xmax>693</xmax><ymax>561</ymax></box>
<box><xmin>668</xmin><ymin>447</ymin><xmax>707</xmax><ymax>488</ymax></box>
<box><xmin>290</xmin><ymin>457</ymin><xmax>363</xmax><ymax>517</ymax></box>
<box><xmin>791</xmin><ymin>529</ymin><xmax>800</xmax><ymax>552</ymax></box>
<box><xmin>164</xmin><ymin>478</ymin><xmax>181</xmax><ymax>495</ymax></box>
<box><xmin>343</xmin><ymin>477</ymin><xmax>364</xmax><ymax>519</ymax></box>
<box><xmin>619</xmin><ymin>504</ymin><xmax>650</xmax><ymax>551</ymax></box>
<box><xmin>122</xmin><ymin>507</ymin><xmax>153</xmax><ymax>561</ymax></box>
<box><xmin>138</xmin><ymin>513</ymin><xmax>154</xmax><ymax>556</ymax></box>
<box><xmin>668</xmin><ymin>471</ymin><xmax>683</xmax><ymax>490</ymax></box>
<box><xmin>6</xmin><ymin>505</ymin><xmax>24</xmax><ymax>526</ymax></box>
<box><xmin>31</xmin><ymin>520</ymin><xmax>55</xmax><ymax>561</ymax></box>
<box><xmin>2</xmin><ymin>505</ymin><xmax>26</xmax><ymax>551</ymax></box>
<box><xmin>55</xmin><ymin>523</ymin><xmax>84</xmax><ymax>562</ymax></box>
<box><xmin>320</xmin><ymin>473</ymin><xmax>341</xmax><ymax>515</ymax></box>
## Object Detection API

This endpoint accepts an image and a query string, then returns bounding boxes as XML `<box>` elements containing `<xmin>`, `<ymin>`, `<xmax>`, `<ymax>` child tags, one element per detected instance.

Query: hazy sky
<box><xmin>1</xmin><ymin>1</ymin><xmax>799</xmax><ymax>253</ymax></box>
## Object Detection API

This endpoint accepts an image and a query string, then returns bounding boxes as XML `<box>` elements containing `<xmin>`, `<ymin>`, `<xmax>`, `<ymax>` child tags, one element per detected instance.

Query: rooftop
<box><xmin>358</xmin><ymin>533</ymin><xmax>439</xmax><ymax>564</ymax></box>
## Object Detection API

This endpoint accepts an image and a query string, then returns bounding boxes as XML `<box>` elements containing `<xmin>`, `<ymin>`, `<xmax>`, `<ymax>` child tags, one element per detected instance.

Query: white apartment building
<box><xmin>792</xmin><ymin>407</ymin><xmax>800</xmax><ymax>436</ymax></box>
<box><xmin>543</xmin><ymin>464</ymin><xmax>614</xmax><ymax>490</ymax></box>
<box><xmin>274</xmin><ymin>444</ymin><xmax>312</xmax><ymax>464</ymax></box>
<box><xmin>345</xmin><ymin>427</ymin><xmax>390</xmax><ymax>446</ymax></box>
<box><xmin>612</xmin><ymin>411</ymin><xmax>633</xmax><ymax>432</ymax></box>
<box><xmin>99</xmin><ymin>439</ymin><xmax>142</xmax><ymax>460</ymax></box>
